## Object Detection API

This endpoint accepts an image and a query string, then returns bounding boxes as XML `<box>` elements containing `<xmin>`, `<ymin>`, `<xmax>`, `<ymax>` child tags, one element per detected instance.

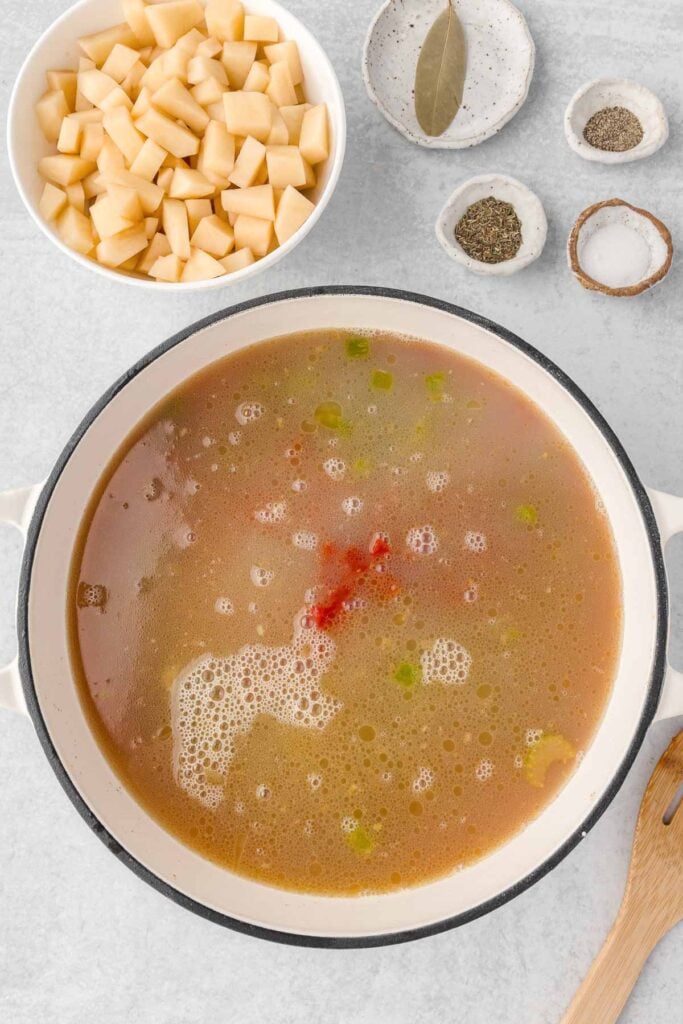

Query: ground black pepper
<box><xmin>583</xmin><ymin>106</ymin><xmax>643</xmax><ymax>152</ymax></box>
<box><xmin>454</xmin><ymin>197</ymin><xmax>523</xmax><ymax>264</ymax></box>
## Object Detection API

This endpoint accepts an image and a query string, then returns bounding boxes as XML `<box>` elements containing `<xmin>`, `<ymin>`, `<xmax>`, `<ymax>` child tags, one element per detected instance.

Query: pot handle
<box><xmin>0</xmin><ymin>483</ymin><xmax>42</xmax><ymax>716</ymax></box>
<box><xmin>648</xmin><ymin>488</ymin><xmax>683</xmax><ymax>722</ymax></box>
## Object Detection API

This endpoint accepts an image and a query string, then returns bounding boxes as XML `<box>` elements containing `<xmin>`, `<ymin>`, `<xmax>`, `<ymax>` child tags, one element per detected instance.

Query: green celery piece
<box><xmin>393</xmin><ymin>661</ymin><xmax>421</xmax><ymax>688</ymax></box>
<box><xmin>516</xmin><ymin>503</ymin><xmax>538</xmax><ymax>526</ymax></box>
<box><xmin>345</xmin><ymin>335</ymin><xmax>370</xmax><ymax>359</ymax></box>
<box><xmin>425</xmin><ymin>371</ymin><xmax>446</xmax><ymax>398</ymax></box>
<box><xmin>346</xmin><ymin>824</ymin><xmax>375</xmax><ymax>854</ymax></box>
<box><xmin>371</xmin><ymin>369</ymin><xmax>393</xmax><ymax>391</ymax></box>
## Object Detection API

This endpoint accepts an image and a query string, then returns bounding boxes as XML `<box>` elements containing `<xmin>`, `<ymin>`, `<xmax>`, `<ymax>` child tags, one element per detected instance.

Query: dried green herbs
<box><xmin>414</xmin><ymin>0</ymin><xmax>467</xmax><ymax>137</ymax></box>
<box><xmin>454</xmin><ymin>197</ymin><xmax>522</xmax><ymax>264</ymax></box>
<box><xmin>583</xmin><ymin>106</ymin><xmax>643</xmax><ymax>152</ymax></box>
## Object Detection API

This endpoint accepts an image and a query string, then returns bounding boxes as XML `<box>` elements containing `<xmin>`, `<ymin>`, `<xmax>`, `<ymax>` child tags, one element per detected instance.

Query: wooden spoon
<box><xmin>561</xmin><ymin>731</ymin><xmax>683</xmax><ymax>1024</ymax></box>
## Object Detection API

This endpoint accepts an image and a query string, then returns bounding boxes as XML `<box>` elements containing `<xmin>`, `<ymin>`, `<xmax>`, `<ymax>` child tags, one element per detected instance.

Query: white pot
<box><xmin>1</xmin><ymin>289</ymin><xmax>681</xmax><ymax>946</ymax></box>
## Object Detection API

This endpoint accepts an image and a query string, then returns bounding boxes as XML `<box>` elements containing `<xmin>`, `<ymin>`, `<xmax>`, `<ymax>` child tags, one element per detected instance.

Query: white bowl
<box><xmin>7</xmin><ymin>0</ymin><xmax>346</xmax><ymax>291</ymax></box>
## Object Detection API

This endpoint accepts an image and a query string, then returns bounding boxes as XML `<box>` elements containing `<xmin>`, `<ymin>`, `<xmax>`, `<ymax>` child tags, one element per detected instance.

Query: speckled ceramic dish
<box><xmin>436</xmin><ymin>174</ymin><xmax>547</xmax><ymax>275</ymax></box>
<box><xmin>565</xmin><ymin>79</ymin><xmax>668</xmax><ymax>165</ymax></box>
<box><xmin>363</xmin><ymin>0</ymin><xmax>535</xmax><ymax>149</ymax></box>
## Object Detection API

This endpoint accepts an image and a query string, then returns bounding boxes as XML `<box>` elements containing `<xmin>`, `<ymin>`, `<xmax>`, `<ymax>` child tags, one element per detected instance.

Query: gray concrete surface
<box><xmin>1</xmin><ymin>1</ymin><xmax>681</xmax><ymax>1021</ymax></box>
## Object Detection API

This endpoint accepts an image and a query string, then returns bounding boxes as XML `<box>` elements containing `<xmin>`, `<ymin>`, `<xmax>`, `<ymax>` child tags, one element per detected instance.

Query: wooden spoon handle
<box><xmin>561</xmin><ymin>901</ymin><xmax>669</xmax><ymax>1024</ymax></box>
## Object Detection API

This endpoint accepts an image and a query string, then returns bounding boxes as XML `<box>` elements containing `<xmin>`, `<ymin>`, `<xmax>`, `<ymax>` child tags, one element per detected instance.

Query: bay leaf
<box><xmin>414</xmin><ymin>0</ymin><xmax>467</xmax><ymax>137</ymax></box>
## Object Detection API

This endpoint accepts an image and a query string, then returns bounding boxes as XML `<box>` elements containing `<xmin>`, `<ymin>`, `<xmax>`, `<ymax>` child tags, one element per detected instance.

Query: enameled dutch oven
<box><xmin>1</xmin><ymin>288</ymin><xmax>681</xmax><ymax>947</ymax></box>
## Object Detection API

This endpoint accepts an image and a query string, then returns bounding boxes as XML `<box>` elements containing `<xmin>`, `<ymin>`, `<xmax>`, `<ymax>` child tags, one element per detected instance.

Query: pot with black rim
<box><xmin>1</xmin><ymin>288</ymin><xmax>681</xmax><ymax>947</ymax></box>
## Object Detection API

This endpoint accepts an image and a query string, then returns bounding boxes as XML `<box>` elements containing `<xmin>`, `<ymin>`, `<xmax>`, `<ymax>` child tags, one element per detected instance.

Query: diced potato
<box><xmin>39</xmin><ymin>182</ymin><xmax>68</xmax><ymax>221</ymax></box>
<box><xmin>299</xmin><ymin>104</ymin><xmax>329</xmax><ymax>165</ymax></box>
<box><xmin>79</xmin><ymin>24</ymin><xmax>139</xmax><ymax>66</ymax></box>
<box><xmin>176</xmin><ymin>27</ymin><xmax>207</xmax><ymax>55</ymax></box>
<box><xmin>266</xmin><ymin>106</ymin><xmax>289</xmax><ymax>145</ymax></box>
<box><xmin>243</xmin><ymin>15</ymin><xmax>279</xmax><ymax>43</ymax></box>
<box><xmin>223</xmin><ymin>91</ymin><xmax>271</xmax><ymax>141</ymax></box>
<box><xmin>149</xmin><ymin>252</ymin><xmax>184</xmax><ymax>281</ymax></box>
<box><xmin>197</xmin><ymin>120</ymin><xmax>235</xmax><ymax>183</ymax></box>
<box><xmin>102</xmin><ymin>43</ymin><xmax>140</xmax><ymax>83</ymax></box>
<box><xmin>129</xmin><ymin>137</ymin><xmax>166</xmax><ymax>180</ymax></box>
<box><xmin>190</xmin><ymin>76</ymin><xmax>224</xmax><ymax>107</ymax></box>
<box><xmin>97</xmin><ymin>136</ymin><xmax>126</xmax><ymax>174</ymax></box>
<box><xmin>99</xmin><ymin>85</ymin><xmax>134</xmax><ymax>112</ymax></box>
<box><xmin>233</xmin><ymin>213</ymin><xmax>272</xmax><ymax>255</ymax></box>
<box><xmin>221</xmin><ymin>41</ymin><xmax>257</xmax><ymax>89</ymax></box>
<box><xmin>78</xmin><ymin>69</ymin><xmax>118</xmax><ymax>107</ymax></box>
<box><xmin>140</xmin><ymin>45</ymin><xmax>190</xmax><ymax>91</ymax></box>
<box><xmin>301</xmin><ymin>158</ymin><xmax>316</xmax><ymax>190</ymax></box>
<box><xmin>65</xmin><ymin>181</ymin><xmax>86</xmax><ymax>213</ymax></box>
<box><xmin>221</xmin><ymin>182</ymin><xmax>274</xmax><ymax>220</ymax></box>
<box><xmin>243</xmin><ymin>61</ymin><xmax>269</xmax><ymax>92</ymax></box>
<box><xmin>265</xmin><ymin>145</ymin><xmax>307</xmax><ymax>188</ymax></box>
<box><xmin>253</xmin><ymin>160</ymin><xmax>269</xmax><ymax>186</ymax></box>
<box><xmin>279</xmin><ymin>103</ymin><xmax>311</xmax><ymax>145</ymax></box>
<box><xmin>36</xmin><ymin>89</ymin><xmax>70</xmax><ymax>143</ymax></box>
<box><xmin>103</xmin><ymin>106</ymin><xmax>145</xmax><ymax>162</ymax></box>
<box><xmin>137</xmin><ymin>230</ymin><xmax>171</xmax><ymax>272</ymax></box>
<box><xmin>205</xmin><ymin>101</ymin><xmax>227</xmax><ymax>124</ymax></box>
<box><xmin>57</xmin><ymin>115</ymin><xmax>82</xmax><ymax>154</ymax></box>
<box><xmin>70</xmin><ymin>108</ymin><xmax>104</xmax><ymax>124</ymax></box>
<box><xmin>120</xmin><ymin>61</ymin><xmax>146</xmax><ymax>97</ymax></box>
<box><xmin>106</xmin><ymin>169</ymin><xmax>164</xmax><ymax>213</ymax></box>
<box><xmin>144</xmin><ymin>216</ymin><xmax>159</xmax><ymax>238</ymax></box>
<box><xmin>75</xmin><ymin>57</ymin><xmax>95</xmax><ymax>111</ymax></box>
<box><xmin>46</xmin><ymin>70</ymin><xmax>78</xmax><ymax>110</ymax></box>
<box><xmin>181</xmin><ymin>247</ymin><xmax>226</xmax><ymax>280</ymax></box>
<box><xmin>122</xmin><ymin>0</ymin><xmax>156</xmax><ymax>47</ymax></box>
<box><xmin>220</xmin><ymin>246</ymin><xmax>254</xmax><ymax>273</ymax></box>
<box><xmin>152</xmin><ymin>77</ymin><xmax>209</xmax><ymax>134</ymax></box>
<box><xmin>119</xmin><ymin>254</ymin><xmax>140</xmax><ymax>271</ymax></box>
<box><xmin>57</xmin><ymin>204</ymin><xmax>95</xmax><ymax>253</ymax></box>
<box><xmin>39</xmin><ymin>154</ymin><xmax>96</xmax><ymax>186</ymax></box>
<box><xmin>80</xmin><ymin>122</ymin><xmax>105</xmax><ymax>161</ymax></box>
<box><xmin>187</xmin><ymin>55</ymin><xmax>228</xmax><ymax>86</ymax></box>
<box><xmin>91</xmin><ymin>195</ymin><xmax>135</xmax><ymax>239</ymax></box>
<box><xmin>186</xmin><ymin>198</ymin><xmax>213</xmax><ymax>233</ymax></box>
<box><xmin>144</xmin><ymin>0</ymin><xmax>204</xmax><ymax>49</ymax></box>
<box><xmin>161</xmin><ymin>153</ymin><xmax>189</xmax><ymax>168</ymax></box>
<box><xmin>205</xmin><ymin>0</ymin><xmax>244</xmax><ymax>42</ymax></box>
<box><xmin>274</xmin><ymin>185</ymin><xmax>314</xmax><ymax>245</ymax></box>
<box><xmin>108</xmin><ymin>184</ymin><xmax>144</xmax><ymax>221</ymax></box>
<box><xmin>131</xmin><ymin>86</ymin><xmax>152</xmax><ymax>117</ymax></box>
<box><xmin>266</xmin><ymin>61</ymin><xmax>297</xmax><ymax>108</ymax></box>
<box><xmin>190</xmin><ymin>214</ymin><xmax>234</xmax><ymax>257</ymax></box>
<box><xmin>162</xmin><ymin>197</ymin><xmax>191</xmax><ymax>258</ymax></box>
<box><xmin>96</xmin><ymin>224</ymin><xmax>148</xmax><ymax>266</ymax></box>
<box><xmin>136</xmin><ymin>108</ymin><xmax>199</xmax><ymax>158</ymax></box>
<box><xmin>156</xmin><ymin>166</ymin><xmax>174</xmax><ymax>191</ymax></box>
<box><xmin>83</xmin><ymin>170</ymin><xmax>107</xmax><ymax>198</ymax></box>
<box><xmin>263</xmin><ymin>40</ymin><xmax>303</xmax><ymax>86</ymax></box>
<box><xmin>169</xmin><ymin>167</ymin><xmax>215</xmax><ymax>199</ymax></box>
<box><xmin>227</xmin><ymin>135</ymin><xmax>265</xmax><ymax>188</ymax></box>
<box><xmin>197</xmin><ymin>36</ymin><xmax>222</xmax><ymax>59</ymax></box>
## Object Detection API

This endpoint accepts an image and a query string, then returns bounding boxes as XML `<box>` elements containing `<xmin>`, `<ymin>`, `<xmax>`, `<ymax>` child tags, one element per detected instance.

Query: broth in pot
<box><xmin>70</xmin><ymin>330</ymin><xmax>621</xmax><ymax>894</ymax></box>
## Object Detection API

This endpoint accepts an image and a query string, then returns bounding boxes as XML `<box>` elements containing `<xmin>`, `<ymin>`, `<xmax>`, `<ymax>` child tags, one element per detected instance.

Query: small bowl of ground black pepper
<box><xmin>436</xmin><ymin>174</ymin><xmax>547</xmax><ymax>276</ymax></box>
<box><xmin>565</xmin><ymin>78</ymin><xmax>668</xmax><ymax>164</ymax></box>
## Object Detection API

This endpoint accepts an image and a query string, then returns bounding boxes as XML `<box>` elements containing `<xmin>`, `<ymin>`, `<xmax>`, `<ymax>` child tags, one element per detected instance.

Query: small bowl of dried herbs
<box><xmin>436</xmin><ymin>174</ymin><xmax>547</xmax><ymax>276</ymax></box>
<box><xmin>564</xmin><ymin>78</ymin><xmax>668</xmax><ymax>164</ymax></box>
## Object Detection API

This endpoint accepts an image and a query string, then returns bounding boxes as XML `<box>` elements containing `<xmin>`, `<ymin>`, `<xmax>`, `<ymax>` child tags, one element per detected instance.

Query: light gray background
<box><xmin>1</xmin><ymin>1</ymin><xmax>682</xmax><ymax>1021</ymax></box>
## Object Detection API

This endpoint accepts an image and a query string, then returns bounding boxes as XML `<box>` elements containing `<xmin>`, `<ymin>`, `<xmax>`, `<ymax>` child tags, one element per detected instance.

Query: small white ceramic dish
<box><xmin>568</xmin><ymin>199</ymin><xmax>673</xmax><ymax>297</ymax></box>
<box><xmin>363</xmin><ymin>0</ymin><xmax>534</xmax><ymax>149</ymax></box>
<box><xmin>436</xmin><ymin>174</ymin><xmax>547</xmax><ymax>275</ymax></box>
<box><xmin>564</xmin><ymin>79</ymin><xmax>668</xmax><ymax>165</ymax></box>
<box><xmin>7</xmin><ymin>0</ymin><xmax>346</xmax><ymax>291</ymax></box>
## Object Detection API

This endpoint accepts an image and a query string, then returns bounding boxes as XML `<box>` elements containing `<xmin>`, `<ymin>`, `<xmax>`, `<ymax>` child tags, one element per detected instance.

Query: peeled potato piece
<box><xmin>129</xmin><ymin>138</ymin><xmax>166</xmax><ymax>181</ymax></box>
<box><xmin>162</xmin><ymin>197</ymin><xmax>191</xmax><ymax>258</ymax></box>
<box><xmin>46</xmin><ymin>71</ymin><xmax>77</xmax><ymax>110</ymax></box>
<box><xmin>152</xmin><ymin>77</ymin><xmax>209</xmax><ymax>134</ymax></box>
<box><xmin>57</xmin><ymin>205</ymin><xmax>95</xmax><ymax>253</ymax></box>
<box><xmin>243</xmin><ymin>14</ymin><xmax>279</xmax><ymax>43</ymax></box>
<box><xmin>122</xmin><ymin>0</ymin><xmax>156</xmax><ymax>47</ymax></box>
<box><xmin>205</xmin><ymin>0</ymin><xmax>244</xmax><ymax>42</ymax></box>
<box><xmin>91</xmin><ymin>195</ymin><xmax>135</xmax><ymax>239</ymax></box>
<box><xmin>137</xmin><ymin>230</ymin><xmax>171</xmax><ymax>272</ymax></box>
<box><xmin>39</xmin><ymin>154</ymin><xmax>96</xmax><ymax>186</ymax></box>
<box><xmin>228</xmin><ymin>135</ymin><xmax>265</xmax><ymax>188</ymax></box>
<box><xmin>221</xmin><ymin>183</ymin><xmax>274</xmax><ymax>220</ymax></box>
<box><xmin>136</xmin><ymin>108</ymin><xmax>199</xmax><ymax>159</ymax></box>
<box><xmin>57</xmin><ymin>115</ymin><xmax>82</xmax><ymax>155</ymax></box>
<box><xmin>299</xmin><ymin>104</ymin><xmax>329</xmax><ymax>165</ymax></box>
<box><xmin>223</xmin><ymin>91</ymin><xmax>271</xmax><ymax>141</ymax></box>
<box><xmin>220</xmin><ymin>246</ymin><xmax>254</xmax><ymax>272</ymax></box>
<box><xmin>233</xmin><ymin>213</ymin><xmax>272</xmax><ymax>256</ymax></box>
<box><xmin>96</xmin><ymin>224</ymin><xmax>148</xmax><ymax>266</ymax></box>
<box><xmin>78</xmin><ymin>24</ymin><xmax>139</xmax><ymax>66</ymax></box>
<box><xmin>145</xmin><ymin>1</ymin><xmax>204</xmax><ymax>49</ymax></box>
<box><xmin>190</xmin><ymin>214</ymin><xmax>234</xmax><ymax>257</ymax></box>
<box><xmin>39</xmin><ymin>182</ymin><xmax>68</xmax><ymax>221</ymax></box>
<box><xmin>169</xmin><ymin>167</ymin><xmax>215</xmax><ymax>199</ymax></box>
<box><xmin>274</xmin><ymin>185</ymin><xmax>314</xmax><ymax>245</ymax></box>
<box><xmin>265</xmin><ymin>145</ymin><xmax>308</xmax><ymax>189</ymax></box>
<box><xmin>181</xmin><ymin>246</ymin><xmax>226</xmax><ymax>281</ymax></box>
<box><xmin>186</xmin><ymin>198</ymin><xmax>214</xmax><ymax>234</ymax></box>
<box><xmin>221</xmin><ymin>41</ymin><xmax>257</xmax><ymax>89</ymax></box>
<box><xmin>105</xmin><ymin>169</ymin><xmax>164</xmax><ymax>213</ymax></box>
<box><xmin>149</xmin><ymin>252</ymin><xmax>184</xmax><ymax>281</ymax></box>
<box><xmin>36</xmin><ymin>89</ymin><xmax>70</xmax><ymax>143</ymax></box>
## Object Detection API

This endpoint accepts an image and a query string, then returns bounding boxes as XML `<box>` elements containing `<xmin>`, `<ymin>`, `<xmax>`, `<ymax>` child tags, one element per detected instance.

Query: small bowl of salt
<box><xmin>568</xmin><ymin>199</ymin><xmax>673</xmax><ymax>298</ymax></box>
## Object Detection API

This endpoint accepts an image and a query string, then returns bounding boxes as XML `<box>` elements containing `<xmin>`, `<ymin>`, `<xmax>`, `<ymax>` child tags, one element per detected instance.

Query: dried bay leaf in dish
<box><xmin>414</xmin><ymin>0</ymin><xmax>467</xmax><ymax>137</ymax></box>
